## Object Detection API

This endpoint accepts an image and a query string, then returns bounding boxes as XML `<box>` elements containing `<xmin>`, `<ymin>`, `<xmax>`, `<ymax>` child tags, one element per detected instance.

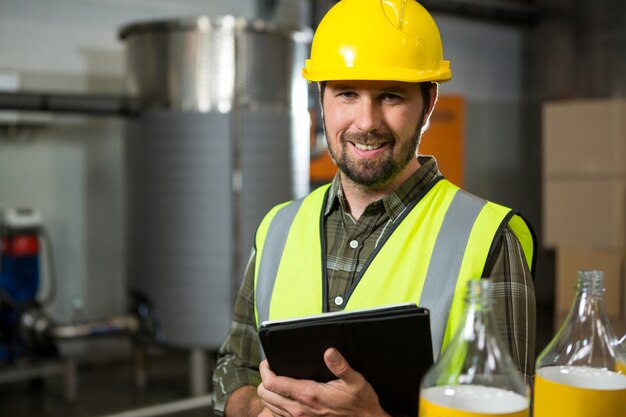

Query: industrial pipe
<box><xmin>49</xmin><ymin>315</ymin><xmax>140</xmax><ymax>339</ymax></box>
<box><xmin>19</xmin><ymin>308</ymin><xmax>141</xmax><ymax>347</ymax></box>
<box><xmin>0</xmin><ymin>91</ymin><xmax>137</xmax><ymax>116</ymax></box>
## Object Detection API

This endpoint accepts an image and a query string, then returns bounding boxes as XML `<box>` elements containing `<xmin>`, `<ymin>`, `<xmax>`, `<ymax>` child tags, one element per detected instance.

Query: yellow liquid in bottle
<box><xmin>419</xmin><ymin>385</ymin><xmax>529</xmax><ymax>417</ymax></box>
<box><xmin>534</xmin><ymin>366</ymin><xmax>626</xmax><ymax>417</ymax></box>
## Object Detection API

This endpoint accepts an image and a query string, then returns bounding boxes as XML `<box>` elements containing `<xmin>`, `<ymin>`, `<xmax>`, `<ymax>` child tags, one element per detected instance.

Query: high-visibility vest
<box><xmin>254</xmin><ymin>177</ymin><xmax>535</xmax><ymax>355</ymax></box>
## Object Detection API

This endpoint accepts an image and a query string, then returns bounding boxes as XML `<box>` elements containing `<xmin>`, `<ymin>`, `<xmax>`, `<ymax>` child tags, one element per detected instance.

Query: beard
<box><xmin>325</xmin><ymin>119</ymin><xmax>425</xmax><ymax>188</ymax></box>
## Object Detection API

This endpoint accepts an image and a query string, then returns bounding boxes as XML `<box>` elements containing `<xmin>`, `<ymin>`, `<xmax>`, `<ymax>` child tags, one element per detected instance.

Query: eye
<box><xmin>380</xmin><ymin>93</ymin><xmax>403</xmax><ymax>102</ymax></box>
<box><xmin>337</xmin><ymin>91</ymin><xmax>357</xmax><ymax>99</ymax></box>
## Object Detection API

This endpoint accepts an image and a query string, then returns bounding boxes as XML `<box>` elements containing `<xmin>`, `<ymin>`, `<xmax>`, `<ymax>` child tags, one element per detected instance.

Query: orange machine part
<box><xmin>420</xmin><ymin>94</ymin><xmax>465</xmax><ymax>187</ymax></box>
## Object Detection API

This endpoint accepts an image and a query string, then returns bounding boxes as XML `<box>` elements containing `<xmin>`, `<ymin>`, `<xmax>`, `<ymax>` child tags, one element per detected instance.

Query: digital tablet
<box><xmin>259</xmin><ymin>303</ymin><xmax>433</xmax><ymax>416</ymax></box>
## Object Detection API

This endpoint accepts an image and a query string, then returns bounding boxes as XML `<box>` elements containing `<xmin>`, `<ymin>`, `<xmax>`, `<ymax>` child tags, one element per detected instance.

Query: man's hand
<box><xmin>257</xmin><ymin>347</ymin><xmax>389</xmax><ymax>417</ymax></box>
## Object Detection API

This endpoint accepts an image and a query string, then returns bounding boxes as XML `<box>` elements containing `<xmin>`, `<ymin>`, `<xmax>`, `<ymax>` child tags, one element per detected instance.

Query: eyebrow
<box><xmin>329</xmin><ymin>84</ymin><xmax>409</xmax><ymax>94</ymax></box>
<box><xmin>380</xmin><ymin>86</ymin><xmax>409</xmax><ymax>94</ymax></box>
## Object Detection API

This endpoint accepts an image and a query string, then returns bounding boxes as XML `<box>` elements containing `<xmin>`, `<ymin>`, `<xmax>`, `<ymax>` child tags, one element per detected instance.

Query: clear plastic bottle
<box><xmin>419</xmin><ymin>279</ymin><xmax>529</xmax><ymax>417</ymax></box>
<box><xmin>534</xmin><ymin>270</ymin><xmax>626</xmax><ymax>417</ymax></box>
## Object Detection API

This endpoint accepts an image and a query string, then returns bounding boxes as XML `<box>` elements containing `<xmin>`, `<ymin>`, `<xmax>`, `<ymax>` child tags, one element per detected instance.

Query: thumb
<box><xmin>324</xmin><ymin>347</ymin><xmax>355</xmax><ymax>381</ymax></box>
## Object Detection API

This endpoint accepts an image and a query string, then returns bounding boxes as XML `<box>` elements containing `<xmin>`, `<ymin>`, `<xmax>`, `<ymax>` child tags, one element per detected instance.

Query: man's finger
<box><xmin>261</xmin><ymin>397</ymin><xmax>288</xmax><ymax>417</ymax></box>
<box><xmin>323</xmin><ymin>347</ymin><xmax>355</xmax><ymax>382</ymax></box>
<box><xmin>259</xmin><ymin>360</ymin><xmax>275</xmax><ymax>383</ymax></box>
<box><xmin>258</xmin><ymin>378</ymin><xmax>299</xmax><ymax>417</ymax></box>
<box><xmin>259</xmin><ymin>360</ymin><xmax>300</xmax><ymax>399</ymax></box>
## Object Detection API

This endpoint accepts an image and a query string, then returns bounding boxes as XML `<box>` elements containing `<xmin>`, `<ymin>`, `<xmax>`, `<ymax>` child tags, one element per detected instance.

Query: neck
<box><xmin>340</xmin><ymin>158</ymin><xmax>420</xmax><ymax>220</ymax></box>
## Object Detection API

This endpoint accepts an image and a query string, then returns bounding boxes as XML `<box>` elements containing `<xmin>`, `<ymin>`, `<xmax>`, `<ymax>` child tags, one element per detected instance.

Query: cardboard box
<box><xmin>555</xmin><ymin>247</ymin><xmax>624</xmax><ymax>319</ymax></box>
<box><xmin>543</xmin><ymin>177</ymin><xmax>626</xmax><ymax>248</ymax></box>
<box><xmin>543</xmin><ymin>99</ymin><xmax>626</xmax><ymax>175</ymax></box>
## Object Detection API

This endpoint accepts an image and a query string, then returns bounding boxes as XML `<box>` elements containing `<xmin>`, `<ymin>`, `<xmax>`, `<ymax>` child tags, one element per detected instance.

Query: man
<box><xmin>212</xmin><ymin>1</ymin><xmax>536</xmax><ymax>416</ymax></box>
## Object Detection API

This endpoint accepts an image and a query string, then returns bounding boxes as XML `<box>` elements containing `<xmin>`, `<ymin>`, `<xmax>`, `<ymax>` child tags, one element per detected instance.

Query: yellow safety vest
<box><xmin>254</xmin><ymin>178</ymin><xmax>535</xmax><ymax>354</ymax></box>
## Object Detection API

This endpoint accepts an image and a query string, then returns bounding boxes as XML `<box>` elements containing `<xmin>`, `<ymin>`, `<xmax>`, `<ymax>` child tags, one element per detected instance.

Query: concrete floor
<box><xmin>0</xmin><ymin>347</ymin><xmax>215</xmax><ymax>417</ymax></box>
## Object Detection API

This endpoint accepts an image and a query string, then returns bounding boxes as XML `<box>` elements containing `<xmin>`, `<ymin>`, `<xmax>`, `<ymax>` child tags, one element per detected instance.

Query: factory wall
<box><xmin>432</xmin><ymin>14</ymin><xmax>544</xmax><ymax>301</ymax></box>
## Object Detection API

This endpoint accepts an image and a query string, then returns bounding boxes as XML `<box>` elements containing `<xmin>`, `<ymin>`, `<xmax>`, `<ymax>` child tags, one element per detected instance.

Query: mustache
<box><xmin>341</xmin><ymin>131</ymin><xmax>394</xmax><ymax>144</ymax></box>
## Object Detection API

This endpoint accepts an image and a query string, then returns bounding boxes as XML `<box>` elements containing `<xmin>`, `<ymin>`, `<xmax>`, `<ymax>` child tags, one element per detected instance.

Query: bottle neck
<box><xmin>464</xmin><ymin>279</ymin><xmax>492</xmax><ymax>309</ymax></box>
<box><xmin>424</xmin><ymin>279</ymin><xmax>527</xmax><ymax>396</ymax></box>
<box><xmin>537</xmin><ymin>269</ymin><xmax>623</xmax><ymax>369</ymax></box>
<box><xmin>576</xmin><ymin>270</ymin><xmax>605</xmax><ymax>297</ymax></box>
<box><xmin>572</xmin><ymin>270</ymin><xmax>607</xmax><ymax>317</ymax></box>
<box><xmin>460</xmin><ymin>280</ymin><xmax>493</xmax><ymax>337</ymax></box>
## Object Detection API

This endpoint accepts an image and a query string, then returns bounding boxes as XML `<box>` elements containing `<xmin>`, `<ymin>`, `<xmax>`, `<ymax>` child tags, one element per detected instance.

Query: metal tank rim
<box><xmin>118</xmin><ymin>15</ymin><xmax>312</xmax><ymax>42</ymax></box>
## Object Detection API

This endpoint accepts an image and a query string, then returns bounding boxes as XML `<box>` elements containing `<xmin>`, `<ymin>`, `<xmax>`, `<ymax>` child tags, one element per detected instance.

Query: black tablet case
<box><xmin>258</xmin><ymin>303</ymin><xmax>433</xmax><ymax>416</ymax></box>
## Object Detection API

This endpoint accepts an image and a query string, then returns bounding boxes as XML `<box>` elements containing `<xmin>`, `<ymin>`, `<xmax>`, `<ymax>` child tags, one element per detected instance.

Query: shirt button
<box><xmin>334</xmin><ymin>296</ymin><xmax>344</xmax><ymax>306</ymax></box>
<box><xmin>349</xmin><ymin>240</ymin><xmax>359</xmax><ymax>249</ymax></box>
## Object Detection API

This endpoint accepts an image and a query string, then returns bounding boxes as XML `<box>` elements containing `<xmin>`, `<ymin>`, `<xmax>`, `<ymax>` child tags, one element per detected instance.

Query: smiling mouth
<box><xmin>353</xmin><ymin>142</ymin><xmax>385</xmax><ymax>151</ymax></box>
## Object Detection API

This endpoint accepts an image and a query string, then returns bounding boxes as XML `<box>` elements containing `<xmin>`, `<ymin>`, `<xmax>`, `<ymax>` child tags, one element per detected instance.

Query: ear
<box><xmin>318</xmin><ymin>81</ymin><xmax>326</xmax><ymax>118</ymax></box>
<box><xmin>418</xmin><ymin>83</ymin><xmax>439</xmax><ymax>138</ymax></box>
<box><xmin>424</xmin><ymin>82</ymin><xmax>439</xmax><ymax>123</ymax></box>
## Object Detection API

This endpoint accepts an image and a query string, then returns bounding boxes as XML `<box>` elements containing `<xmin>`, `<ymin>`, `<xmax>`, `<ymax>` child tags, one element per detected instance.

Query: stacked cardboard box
<box><xmin>543</xmin><ymin>99</ymin><xmax>626</xmax><ymax>337</ymax></box>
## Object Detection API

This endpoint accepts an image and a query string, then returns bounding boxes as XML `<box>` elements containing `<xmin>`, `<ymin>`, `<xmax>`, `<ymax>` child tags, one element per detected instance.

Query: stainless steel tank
<box><xmin>119</xmin><ymin>16</ymin><xmax>310</xmax><ymax>349</ymax></box>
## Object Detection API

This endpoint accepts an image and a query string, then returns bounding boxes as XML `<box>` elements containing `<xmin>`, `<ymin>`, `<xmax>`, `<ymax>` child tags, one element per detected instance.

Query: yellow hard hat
<box><xmin>302</xmin><ymin>0</ymin><xmax>451</xmax><ymax>83</ymax></box>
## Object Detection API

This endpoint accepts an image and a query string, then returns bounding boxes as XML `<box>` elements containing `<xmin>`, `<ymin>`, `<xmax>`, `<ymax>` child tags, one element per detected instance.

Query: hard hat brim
<box><xmin>302</xmin><ymin>62</ymin><xmax>452</xmax><ymax>83</ymax></box>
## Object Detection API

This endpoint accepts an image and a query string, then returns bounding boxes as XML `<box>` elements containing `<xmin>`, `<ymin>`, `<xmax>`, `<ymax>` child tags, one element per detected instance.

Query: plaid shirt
<box><xmin>212</xmin><ymin>156</ymin><xmax>536</xmax><ymax>414</ymax></box>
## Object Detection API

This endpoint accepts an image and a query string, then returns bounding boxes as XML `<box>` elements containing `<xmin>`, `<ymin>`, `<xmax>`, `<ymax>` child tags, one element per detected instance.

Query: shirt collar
<box><xmin>324</xmin><ymin>155</ymin><xmax>441</xmax><ymax>221</ymax></box>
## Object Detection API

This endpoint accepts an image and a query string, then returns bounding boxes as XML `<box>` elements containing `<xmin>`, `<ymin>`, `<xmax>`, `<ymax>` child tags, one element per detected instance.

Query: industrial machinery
<box><xmin>0</xmin><ymin>207</ymin><xmax>55</xmax><ymax>362</ymax></box>
<box><xmin>119</xmin><ymin>16</ymin><xmax>310</xmax><ymax>350</ymax></box>
<box><xmin>0</xmin><ymin>207</ymin><xmax>155</xmax><ymax>364</ymax></box>
<box><xmin>0</xmin><ymin>10</ymin><xmax>311</xmax><ymax>403</ymax></box>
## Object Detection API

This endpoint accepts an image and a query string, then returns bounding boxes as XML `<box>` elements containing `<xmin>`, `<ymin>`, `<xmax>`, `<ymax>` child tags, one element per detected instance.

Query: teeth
<box><xmin>354</xmin><ymin>143</ymin><xmax>383</xmax><ymax>151</ymax></box>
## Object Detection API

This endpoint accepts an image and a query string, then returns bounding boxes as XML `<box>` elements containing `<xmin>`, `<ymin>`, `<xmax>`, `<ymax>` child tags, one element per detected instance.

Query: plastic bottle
<box><xmin>0</xmin><ymin>233</ymin><xmax>40</xmax><ymax>303</ymax></box>
<box><xmin>419</xmin><ymin>279</ymin><xmax>529</xmax><ymax>417</ymax></box>
<box><xmin>0</xmin><ymin>232</ymin><xmax>40</xmax><ymax>362</ymax></box>
<box><xmin>534</xmin><ymin>270</ymin><xmax>626</xmax><ymax>417</ymax></box>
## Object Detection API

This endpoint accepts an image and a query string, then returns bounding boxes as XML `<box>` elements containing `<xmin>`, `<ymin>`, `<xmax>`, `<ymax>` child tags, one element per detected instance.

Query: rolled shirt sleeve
<box><xmin>212</xmin><ymin>249</ymin><xmax>262</xmax><ymax>415</ymax></box>
<box><xmin>488</xmin><ymin>227</ymin><xmax>537</xmax><ymax>384</ymax></box>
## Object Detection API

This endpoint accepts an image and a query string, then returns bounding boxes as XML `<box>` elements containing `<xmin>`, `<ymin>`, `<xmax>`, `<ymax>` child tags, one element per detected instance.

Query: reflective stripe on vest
<box><xmin>419</xmin><ymin>189</ymin><xmax>486</xmax><ymax>354</ymax></box>
<box><xmin>254</xmin><ymin>179</ymin><xmax>534</xmax><ymax>356</ymax></box>
<box><xmin>256</xmin><ymin>198</ymin><xmax>305</xmax><ymax>331</ymax></box>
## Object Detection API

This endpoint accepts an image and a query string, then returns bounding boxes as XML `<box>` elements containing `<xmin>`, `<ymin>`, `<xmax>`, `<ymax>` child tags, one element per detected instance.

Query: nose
<box><xmin>354</xmin><ymin>97</ymin><xmax>382</xmax><ymax>133</ymax></box>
